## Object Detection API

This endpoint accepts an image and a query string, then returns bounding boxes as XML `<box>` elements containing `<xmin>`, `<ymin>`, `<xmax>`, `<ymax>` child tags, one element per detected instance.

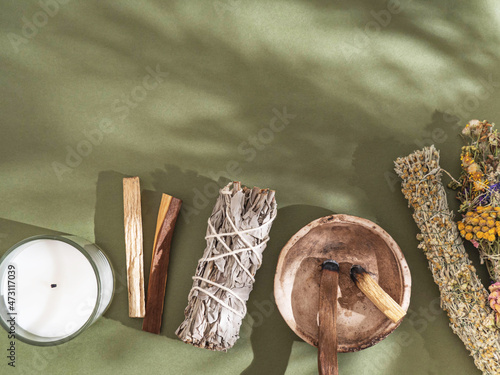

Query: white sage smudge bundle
<box><xmin>395</xmin><ymin>145</ymin><xmax>500</xmax><ymax>374</ymax></box>
<box><xmin>175</xmin><ymin>181</ymin><xmax>277</xmax><ymax>351</ymax></box>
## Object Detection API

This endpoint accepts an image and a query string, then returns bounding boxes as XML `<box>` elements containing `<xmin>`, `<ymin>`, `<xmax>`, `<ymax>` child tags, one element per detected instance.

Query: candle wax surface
<box><xmin>2</xmin><ymin>239</ymin><xmax>98</xmax><ymax>338</ymax></box>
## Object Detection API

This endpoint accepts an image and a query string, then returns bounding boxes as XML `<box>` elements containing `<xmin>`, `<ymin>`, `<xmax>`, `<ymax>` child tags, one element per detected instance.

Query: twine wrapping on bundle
<box><xmin>176</xmin><ymin>181</ymin><xmax>277</xmax><ymax>351</ymax></box>
<box><xmin>394</xmin><ymin>145</ymin><xmax>500</xmax><ymax>374</ymax></box>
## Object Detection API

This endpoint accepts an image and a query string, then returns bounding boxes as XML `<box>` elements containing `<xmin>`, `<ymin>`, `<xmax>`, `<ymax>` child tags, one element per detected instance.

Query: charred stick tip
<box><xmin>322</xmin><ymin>259</ymin><xmax>339</xmax><ymax>272</ymax></box>
<box><xmin>350</xmin><ymin>264</ymin><xmax>367</xmax><ymax>283</ymax></box>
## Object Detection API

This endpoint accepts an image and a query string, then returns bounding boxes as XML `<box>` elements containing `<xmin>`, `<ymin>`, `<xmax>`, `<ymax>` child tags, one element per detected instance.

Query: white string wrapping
<box><xmin>192</xmin><ymin>210</ymin><xmax>277</xmax><ymax>319</ymax></box>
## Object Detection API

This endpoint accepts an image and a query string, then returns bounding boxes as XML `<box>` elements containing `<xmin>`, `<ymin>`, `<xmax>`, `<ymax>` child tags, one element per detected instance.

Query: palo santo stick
<box><xmin>350</xmin><ymin>265</ymin><xmax>405</xmax><ymax>324</ymax></box>
<box><xmin>143</xmin><ymin>194</ymin><xmax>182</xmax><ymax>334</ymax></box>
<box><xmin>123</xmin><ymin>177</ymin><xmax>145</xmax><ymax>318</ymax></box>
<box><xmin>318</xmin><ymin>260</ymin><xmax>339</xmax><ymax>375</ymax></box>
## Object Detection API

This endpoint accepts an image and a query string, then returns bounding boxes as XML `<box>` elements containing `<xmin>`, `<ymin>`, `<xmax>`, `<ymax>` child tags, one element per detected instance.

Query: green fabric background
<box><xmin>0</xmin><ymin>0</ymin><xmax>499</xmax><ymax>373</ymax></box>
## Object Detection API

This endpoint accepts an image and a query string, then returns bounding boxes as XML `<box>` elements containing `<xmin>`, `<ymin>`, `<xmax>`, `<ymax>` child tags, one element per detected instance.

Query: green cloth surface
<box><xmin>0</xmin><ymin>0</ymin><xmax>499</xmax><ymax>373</ymax></box>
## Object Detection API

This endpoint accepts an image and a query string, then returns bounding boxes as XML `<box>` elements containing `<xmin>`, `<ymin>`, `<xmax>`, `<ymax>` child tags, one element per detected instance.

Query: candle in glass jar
<box><xmin>0</xmin><ymin>236</ymin><xmax>114</xmax><ymax>345</ymax></box>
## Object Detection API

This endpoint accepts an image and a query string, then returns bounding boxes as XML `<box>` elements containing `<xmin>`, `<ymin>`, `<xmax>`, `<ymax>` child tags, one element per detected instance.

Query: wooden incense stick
<box><xmin>143</xmin><ymin>194</ymin><xmax>182</xmax><ymax>334</ymax></box>
<box><xmin>350</xmin><ymin>265</ymin><xmax>405</xmax><ymax>324</ymax></box>
<box><xmin>123</xmin><ymin>177</ymin><xmax>145</xmax><ymax>318</ymax></box>
<box><xmin>318</xmin><ymin>260</ymin><xmax>339</xmax><ymax>375</ymax></box>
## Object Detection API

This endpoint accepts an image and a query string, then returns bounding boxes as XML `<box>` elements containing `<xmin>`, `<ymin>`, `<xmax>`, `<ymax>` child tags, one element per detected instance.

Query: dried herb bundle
<box><xmin>395</xmin><ymin>146</ymin><xmax>500</xmax><ymax>374</ymax></box>
<box><xmin>453</xmin><ymin>120</ymin><xmax>500</xmax><ymax>281</ymax></box>
<box><xmin>175</xmin><ymin>181</ymin><xmax>277</xmax><ymax>351</ymax></box>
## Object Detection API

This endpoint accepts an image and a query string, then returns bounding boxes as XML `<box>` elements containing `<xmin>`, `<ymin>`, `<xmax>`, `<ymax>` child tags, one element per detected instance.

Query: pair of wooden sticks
<box><xmin>123</xmin><ymin>177</ymin><xmax>182</xmax><ymax>334</ymax></box>
<box><xmin>318</xmin><ymin>261</ymin><xmax>406</xmax><ymax>375</ymax></box>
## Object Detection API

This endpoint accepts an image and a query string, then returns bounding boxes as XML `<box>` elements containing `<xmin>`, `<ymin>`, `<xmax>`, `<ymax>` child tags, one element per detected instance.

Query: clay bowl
<box><xmin>274</xmin><ymin>214</ymin><xmax>411</xmax><ymax>352</ymax></box>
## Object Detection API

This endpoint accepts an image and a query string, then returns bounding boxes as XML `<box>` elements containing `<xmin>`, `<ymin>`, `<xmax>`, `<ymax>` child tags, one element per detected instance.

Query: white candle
<box><xmin>0</xmin><ymin>236</ymin><xmax>114</xmax><ymax>345</ymax></box>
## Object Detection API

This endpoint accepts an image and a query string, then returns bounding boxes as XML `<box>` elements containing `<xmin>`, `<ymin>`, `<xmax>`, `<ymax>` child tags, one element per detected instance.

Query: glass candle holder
<box><xmin>0</xmin><ymin>235</ymin><xmax>114</xmax><ymax>346</ymax></box>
